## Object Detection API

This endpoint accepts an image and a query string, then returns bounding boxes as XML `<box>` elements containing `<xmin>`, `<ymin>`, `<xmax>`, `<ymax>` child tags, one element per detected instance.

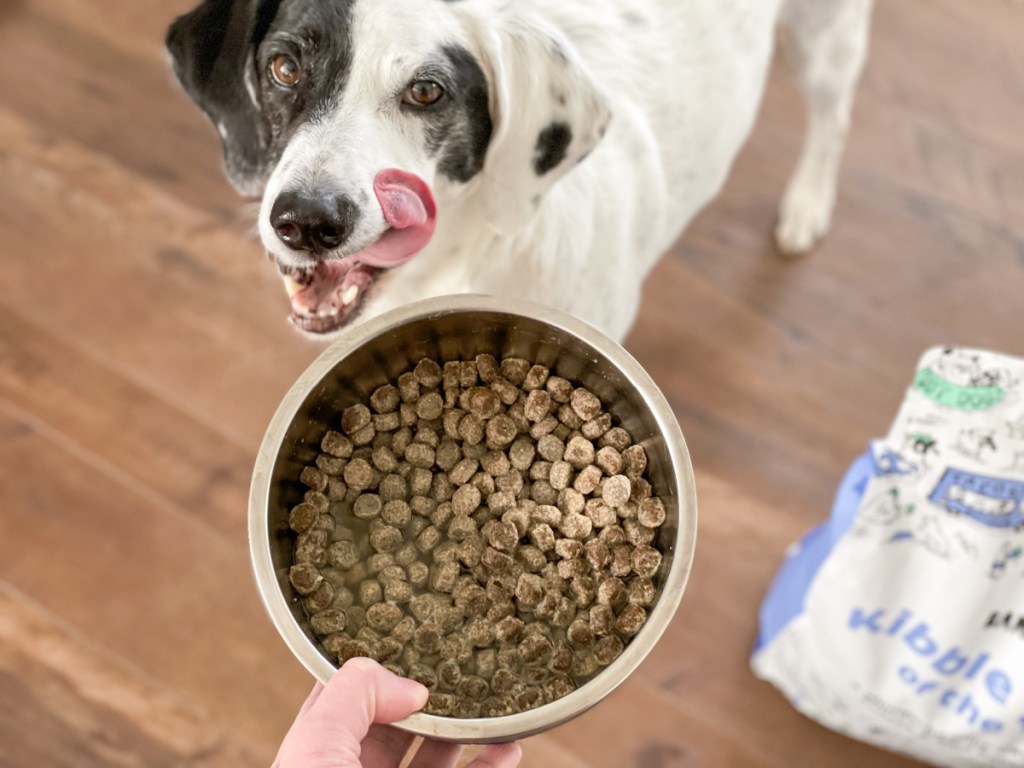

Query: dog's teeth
<box><xmin>283</xmin><ymin>276</ymin><xmax>306</xmax><ymax>298</ymax></box>
<box><xmin>341</xmin><ymin>285</ymin><xmax>359</xmax><ymax>306</ymax></box>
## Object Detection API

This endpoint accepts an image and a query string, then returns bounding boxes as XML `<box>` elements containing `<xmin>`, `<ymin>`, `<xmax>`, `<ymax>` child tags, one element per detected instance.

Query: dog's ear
<box><xmin>166</xmin><ymin>0</ymin><xmax>282</xmax><ymax>195</ymax></box>
<box><xmin>476</xmin><ymin>13</ymin><xmax>612</xmax><ymax>236</ymax></box>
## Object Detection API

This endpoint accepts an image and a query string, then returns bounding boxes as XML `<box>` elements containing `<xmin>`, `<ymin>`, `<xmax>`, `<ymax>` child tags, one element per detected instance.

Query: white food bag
<box><xmin>752</xmin><ymin>347</ymin><xmax>1024</xmax><ymax>767</ymax></box>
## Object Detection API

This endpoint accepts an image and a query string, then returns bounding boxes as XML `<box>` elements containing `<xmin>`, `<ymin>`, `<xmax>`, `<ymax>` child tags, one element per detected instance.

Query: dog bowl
<box><xmin>249</xmin><ymin>294</ymin><xmax>697</xmax><ymax>743</ymax></box>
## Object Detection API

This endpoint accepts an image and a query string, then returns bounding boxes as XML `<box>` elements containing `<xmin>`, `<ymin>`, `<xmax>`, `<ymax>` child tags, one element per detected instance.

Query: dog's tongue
<box><xmin>354</xmin><ymin>169</ymin><xmax>437</xmax><ymax>268</ymax></box>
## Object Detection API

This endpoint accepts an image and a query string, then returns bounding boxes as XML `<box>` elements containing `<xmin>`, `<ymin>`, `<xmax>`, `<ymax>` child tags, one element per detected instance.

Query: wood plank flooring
<box><xmin>1</xmin><ymin>1</ymin><xmax>1021</xmax><ymax>765</ymax></box>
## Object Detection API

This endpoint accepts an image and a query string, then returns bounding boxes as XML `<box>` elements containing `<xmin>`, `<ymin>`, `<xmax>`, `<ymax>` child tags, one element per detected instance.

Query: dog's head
<box><xmin>167</xmin><ymin>0</ymin><xmax>610</xmax><ymax>334</ymax></box>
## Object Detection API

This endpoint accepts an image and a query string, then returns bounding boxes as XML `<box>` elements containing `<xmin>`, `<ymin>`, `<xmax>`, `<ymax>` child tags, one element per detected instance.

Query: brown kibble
<box><xmin>451</xmin><ymin>483</ymin><xmax>482</xmax><ymax>516</ymax></box>
<box><xmin>343</xmin><ymin>458</ymin><xmax>374</xmax><ymax>491</ymax></box>
<box><xmin>537</xmin><ymin>434</ymin><xmax>565</xmax><ymax>462</ymax></box>
<box><xmin>372</xmin><ymin>411</ymin><xmax>401</xmax><ymax>433</ymax></box>
<box><xmin>350</xmin><ymin>423</ymin><xmax>376</xmax><ymax>446</ymax></box>
<box><xmin>359</xmin><ymin>579</ymin><xmax>383</xmax><ymax>606</ymax></box>
<box><xmin>353</xmin><ymin>493</ymin><xmax>382</xmax><ymax>519</ymax></box>
<box><xmin>610</xmin><ymin>545</ymin><xmax>633</xmax><ymax>577</ymax></box>
<box><xmin>565</xmin><ymin>620</ymin><xmax>594</xmax><ymax>653</ymax></box>
<box><xmin>569</xmin><ymin>388</ymin><xmax>602</xmax><ymax>421</ymax></box>
<box><xmin>597</xmin><ymin>577</ymin><xmax>627</xmax><ymax>608</ymax></box>
<box><xmin>585</xmin><ymin>539</ymin><xmax>610</xmax><ymax>570</ymax></box>
<box><xmin>288</xmin><ymin>503</ymin><xmax>319</xmax><ymax>533</ymax></box>
<box><xmin>508</xmin><ymin>438</ymin><xmax>536</xmax><ymax>471</ymax></box>
<box><xmin>523</xmin><ymin>389</ymin><xmax>551</xmax><ymax>423</ymax></box>
<box><xmin>397</xmin><ymin>372</ymin><xmax>419</xmax><ymax>403</ymax></box>
<box><xmin>404</xmin><ymin>442</ymin><xmax>435</xmax><ymax>469</ymax></box>
<box><xmin>366</xmin><ymin>602</ymin><xmax>403</xmax><ymax>632</ymax></box>
<box><xmin>415</xmin><ymin>391</ymin><xmax>444</xmax><ymax>421</ymax></box>
<box><xmin>475</xmin><ymin>354</ymin><xmax>499</xmax><ymax>383</ymax></box>
<box><xmin>482</xmin><ymin>546</ymin><xmax>514</xmax><ymax>573</ymax></box>
<box><xmin>616</xmin><ymin>604</ymin><xmax>648</xmax><ymax>637</ymax></box>
<box><xmin>295</xmin><ymin>541</ymin><xmax>326</xmax><ymax>567</ymax></box>
<box><xmin>530</xmin><ymin>480</ymin><xmax>558</xmax><ymax>506</ymax></box>
<box><xmin>570</xmin><ymin>576</ymin><xmax>596</xmax><ymax>607</ymax></box>
<box><xmin>519</xmin><ymin>633</ymin><xmax>553</xmax><ymax>666</ymax></box>
<box><xmin>498</xmin><ymin>357</ymin><xmax>529</xmax><ymax>385</ymax></box>
<box><xmin>517</xmin><ymin>545</ymin><xmax>546</xmax><ymax>573</ymax></box>
<box><xmin>599</xmin><ymin>427</ymin><xmax>632</xmax><ymax>452</ymax></box>
<box><xmin>378</xmin><ymin>473</ymin><xmax>408</xmax><ymax>502</ymax></box>
<box><xmin>466</xmin><ymin>617</ymin><xmax>496</xmax><ymax>648</ymax></box>
<box><xmin>559</xmin><ymin>512</ymin><xmax>593</xmax><ymax>540</ymax></box>
<box><xmin>447</xmin><ymin>513</ymin><xmax>478</xmax><ymax>541</ymax></box>
<box><xmin>289</xmin><ymin>563</ymin><xmax>322</xmax><ymax>596</ymax></box>
<box><xmin>529</xmin><ymin>461</ymin><xmax>552</xmax><ymax>481</ymax></box>
<box><xmin>486</xmin><ymin>520</ymin><xmax>519</xmax><ymax>552</ymax></box>
<box><xmin>437</xmin><ymin>659</ymin><xmax>462</xmax><ymax>690</ymax></box>
<box><xmin>491</xmin><ymin>668</ymin><xmax>520</xmax><ymax>695</ymax></box>
<box><xmin>545</xmin><ymin>376</ymin><xmax>573</xmax><ymax>403</ymax></box>
<box><xmin>487</xmin><ymin>490</ymin><xmax>517</xmax><ymax>515</ymax></box>
<box><xmin>490</xmin><ymin>376</ymin><xmax>519</xmax><ymax>406</ymax></box>
<box><xmin>300</xmin><ymin>466</ymin><xmax>327</xmax><ymax>492</ymax></box>
<box><xmin>589</xmin><ymin>604</ymin><xmax>615</xmax><ymax>635</ymax></box>
<box><xmin>593</xmin><ymin>635</ymin><xmax>625</xmax><ymax>666</ymax></box>
<box><xmin>600</xmin><ymin>524</ymin><xmax>628</xmax><ymax>546</ymax></box>
<box><xmin>585</xmin><ymin>498</ymin><xmax>617</xmax><ymax>529</ymax></box>
<box><xmin>413</xmin><ymin>358</ymin><xmax>443</xmax><ymax>388</ymax></box>
<box><xmin>322</xmin><ymin>431</ymin><xmax>354</xmax><ymax>458</ymax></box>
<box><xmin>557</xmin><ymin>558</ymin><xmax>589</xmax><ymax>580</ymax></box>
<box><xmin>528</xmin><ymin>523</ymin><xmax>556</xmax><ymax>552</ymax></box>
<box><xmin>382</xmin><ymin>499</ymin><xmax>412</xmax><ymax>527</ymax></box>
<box><xmin>495</xmin><ymin>615</ymin><xmax>525</xmax><ymax>644</ymax></box>
<box><xmin>369</xmin><ymin>384</ymin><xmax>400</xmax><ymax>414</ymax></box>
<box><xmin>638</xmin><ymin>497</ymin><xmax>667</xmax><ymax>528</ymax></box>
<box><xmin>558</xmin><ymin>488</ymin><xmax>585</xmax><ymax>516</ymax></box>
<box><xmin>366</xmin><ymin>552</ymin><xmax>395</xmax><ymax>576</ymax></box>
<box><xmin>522</xmin><ymin>364</ymin><xmax>550</xmax><ymax>391</ymax></box>
<box><xmin>371</xmin><ymin>445</ymin><xmax>399</xmax><ymax>474</ymax></box>
<box><xmin>342</xmin><ymin>404</ymin><xmax>372</xmax><ymax>435</ymax></box>
<box><xmin>303</xmin><ymin>580</ymin><xmax>335</xmax><ymax>611</ymax></box>
<box><xmin>621</xmin><ymin>444</ymin><xmax>648</xmax><ymax>478</ymax></box>
<box><xmin>425</xmin><ymin>692</ymin><xmax>454</xmax><ymax>715</ymax></box>
<box><xmin>529</xmin><ymin>414</ymin><xmax>559</xmax><ymax>440</ymax></box>
<box><xmin>480</xmin><ymin>449</ymin><xmax>511</xmax><ymax>478</ymax></box>
<box><xmin>457</xmin><ymin>675</ymin><xmax>489</xmax><ymax>702</ymax></box>
<box><xmin>602</xmin><ymin>475</ymin><xmax>632</xmax><ymax>507</ymax></box>
<box><xmin>573</xmin><ymin>465</ymin><xmax>603</xmax><ymax>495</ymax></box>
<box><xmin>457</xmin><ymin>412</ymin><xmax>485</xmax><ymax>445</ymax></box>
<box><xmin>413</xmin><ymin>622</ymin><xmax>443</xmax><ymax>654</ymax></box>
<box><xmin>631</xmin><ymin>545</ymin><xmax>662</xmax><ymax>578</ymax></box>
<box><xmin>369</xmin><ymin>524</ymin><xmax>402</xmax><ymax>553</ymax></box>
<box><xmin>557</xmin><ymin>404</ymin><xmax>584</xmax><ymax>430</ymax></box>
<box><xmin>563</xmin><ymin>436</ymin><xmax>596</xmax><ymax>470</ymax></box>
<box><xmin>548</xmin><ymin>460</ymin><xmax>573</xmax><ymax>490</ymax></box>
<box><xmin>554</xmin><ymin>538</ymin><xmax>583</xmax><ymax>560</ymax></box>
<box><xmin>328</xmin><ymin>540</ymin><xmax>361</xmax><ymax>570</ymax></box>
<box><xmin>581</xmin><ymin>413</ymin><xmax>612</xmax><ymax>440</ymax></box>
<box><xmin>461</xmin><ymin>387</ymin><xmax>501</xmax><ymax>420</ymax></box>
<box><xmin>515</xmin><ymin>573</ymin><xmax>544</xmax><ymax>607</ymax></box>
<box><xmin>502</xmin><ymin>507</ymin><xmax>531</xmax><ymax>537</ymax></box>
<box><xmin>625</xmin><ymin>519</ymin><xmax>657</xmax><ymax>547</ymax></box>
<box><xmin>430</xmin><ymin>561</ymin><xmax>460</xmax><ymax>593</ymax></box>
<box><xmin>316</xmin><ymin>454</ymin><xmax>346</xmax><ymax>476</ymax></box>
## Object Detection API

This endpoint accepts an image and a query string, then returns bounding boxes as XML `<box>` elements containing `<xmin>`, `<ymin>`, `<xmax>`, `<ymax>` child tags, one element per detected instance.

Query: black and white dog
<box><xmin>167</xmin><ymin>0</ymin><xmax>873</xmax><ymax>341</ymax></box>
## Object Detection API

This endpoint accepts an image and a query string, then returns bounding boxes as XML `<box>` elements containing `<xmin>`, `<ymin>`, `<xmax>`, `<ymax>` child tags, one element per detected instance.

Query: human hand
<box><xmin>273</xmin><ymin>657</ymin><xmax>523</xmax><ymax>768</ymax></box>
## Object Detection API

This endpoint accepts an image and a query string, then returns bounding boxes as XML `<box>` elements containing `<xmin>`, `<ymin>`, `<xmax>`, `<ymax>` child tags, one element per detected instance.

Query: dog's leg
<box><xmin>775</xmin><ymin>0</ymin><xmax>873</xmax><ymax>256</ymax></box>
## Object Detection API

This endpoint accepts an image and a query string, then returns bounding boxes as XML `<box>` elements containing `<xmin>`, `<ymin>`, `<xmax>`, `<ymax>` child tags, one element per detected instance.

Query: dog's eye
<box><xmin>270</xmin><ymin>54</ymin><xmax>301</xmax><ymax>88</ymax></box>
<box><xmin>403</xmin><ymin>80</ymin><xmax>444</xmax><ymax>107</ymax></box>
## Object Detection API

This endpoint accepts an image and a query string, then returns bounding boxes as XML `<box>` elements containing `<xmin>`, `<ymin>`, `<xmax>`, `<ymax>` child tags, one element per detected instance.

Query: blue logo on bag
<box><xmin>929</xmin><ymin>468</ymin><xmax>1024</xmax><ymax>530</ymax></box>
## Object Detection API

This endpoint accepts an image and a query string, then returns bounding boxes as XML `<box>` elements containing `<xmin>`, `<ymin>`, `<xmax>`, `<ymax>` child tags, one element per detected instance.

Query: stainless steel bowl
<box><xmin>249</xmin><ymin>295</ymin><xmax>697</xmax><ymax>743</ymax></box>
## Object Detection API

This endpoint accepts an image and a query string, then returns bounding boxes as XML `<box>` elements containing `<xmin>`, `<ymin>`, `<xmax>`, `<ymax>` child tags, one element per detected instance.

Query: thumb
<box><xmin>306</xmin><ymin>657</ymin><xmax>429</xmax><ymax>742</ymax></box>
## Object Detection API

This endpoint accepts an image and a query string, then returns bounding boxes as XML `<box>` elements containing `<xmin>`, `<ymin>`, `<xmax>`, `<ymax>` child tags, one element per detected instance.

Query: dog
<box><xmin>167</xmin><ymin>0</ymin><xmax>873</xmax><ymax>342</ymax></box>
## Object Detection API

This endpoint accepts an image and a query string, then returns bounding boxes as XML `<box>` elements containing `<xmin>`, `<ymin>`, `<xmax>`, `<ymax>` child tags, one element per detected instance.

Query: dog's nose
<box><xmin>270</xmin><ymin>191</ymin><xmax>359</xmax><ymax>254</ymax></box>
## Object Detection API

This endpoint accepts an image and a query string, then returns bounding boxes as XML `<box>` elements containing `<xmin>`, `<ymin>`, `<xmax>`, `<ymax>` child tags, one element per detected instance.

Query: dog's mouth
<box><xmin>279</xmin><ymin>169</ymin><xmax>436</xmax><ymax>334</ymax></box>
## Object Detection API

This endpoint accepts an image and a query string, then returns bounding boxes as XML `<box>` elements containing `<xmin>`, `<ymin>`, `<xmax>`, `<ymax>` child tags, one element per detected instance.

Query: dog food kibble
<box><xmin>288</xmin><ymin>356</ymin><xmax>669</xmax><ymax>717</ymax></box>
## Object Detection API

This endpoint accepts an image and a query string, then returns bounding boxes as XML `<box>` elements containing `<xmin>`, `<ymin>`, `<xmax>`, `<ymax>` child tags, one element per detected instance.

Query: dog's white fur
<box><xmin>259</xmin><ymin>0</ymin><xmax>874</xmax><ymax>342</ymax></box>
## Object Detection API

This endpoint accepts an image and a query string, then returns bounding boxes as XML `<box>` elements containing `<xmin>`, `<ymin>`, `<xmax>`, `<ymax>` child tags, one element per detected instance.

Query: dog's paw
<box><xmin>774</xmin><ymin>183</ymin><xmax>834</xmax><ymax>258</ymax></box>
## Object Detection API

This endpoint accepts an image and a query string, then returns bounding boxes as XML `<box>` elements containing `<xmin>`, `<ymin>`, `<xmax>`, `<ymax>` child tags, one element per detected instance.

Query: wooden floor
<box><xmin>1</xmin><ymin>1</ymin><xmax>1022</xmax><ymax>765</ymax></box>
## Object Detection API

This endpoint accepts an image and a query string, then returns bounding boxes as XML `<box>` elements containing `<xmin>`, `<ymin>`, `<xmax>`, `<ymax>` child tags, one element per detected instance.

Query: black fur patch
<box><xmin>257</xmin><ymin>0</ymin><xmax>358</xmax><ymax>160</ymax></box>
<box><xmin>533</xmin><ymin>122</ymin><xmax>572</xmax><ymax>176</ymax></box>
<box><xmin>419</xmin><ymin>45</ymin><xmax>493</xmax><ymax>184</ymax></box>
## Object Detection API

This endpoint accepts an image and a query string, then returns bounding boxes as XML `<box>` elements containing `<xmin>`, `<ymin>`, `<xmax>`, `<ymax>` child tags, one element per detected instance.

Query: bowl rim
<box><xmin>249</xmin><ymin>294</ymin><xmax>698</xmax><ymax>742</ymax></box>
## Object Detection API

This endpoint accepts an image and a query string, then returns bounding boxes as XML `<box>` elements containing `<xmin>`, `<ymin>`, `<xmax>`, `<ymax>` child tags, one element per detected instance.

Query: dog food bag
<box><xmin>752</xmin><ymin>346</ymin><xmax>1024</xmax><ymax>767</ymax></box>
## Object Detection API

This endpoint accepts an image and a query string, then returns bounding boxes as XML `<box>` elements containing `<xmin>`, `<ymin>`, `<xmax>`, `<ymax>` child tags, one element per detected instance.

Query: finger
<box><xmin>305</xmin><ymin>657</ymin><xmax>429</xmax><ymax>743</ymax></box>
<box><xmin>406</xmin><ymin>737</ymin><xmax>464</xmax><ymax>768</ymax></box>
<box><xmin>296</xmin><ymin>682</ymin><xmax>324</xmax><ymax>720</ymax></box>
<box><xmin>465</xmin><ymin>742</ymin><xmax>523</xmax><ymax>768</ymax></box>
<box><xmin>359</xmin><ymin>724</ymin><xmax>417</xmax><ymax>768</ymax></box>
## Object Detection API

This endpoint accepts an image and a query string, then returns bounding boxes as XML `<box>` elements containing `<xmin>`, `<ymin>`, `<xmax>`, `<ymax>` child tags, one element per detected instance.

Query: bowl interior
<box><xmin>254</xmin><ymin>299</ymin><xmax>696</xmax><ymax>742</ymax></box>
